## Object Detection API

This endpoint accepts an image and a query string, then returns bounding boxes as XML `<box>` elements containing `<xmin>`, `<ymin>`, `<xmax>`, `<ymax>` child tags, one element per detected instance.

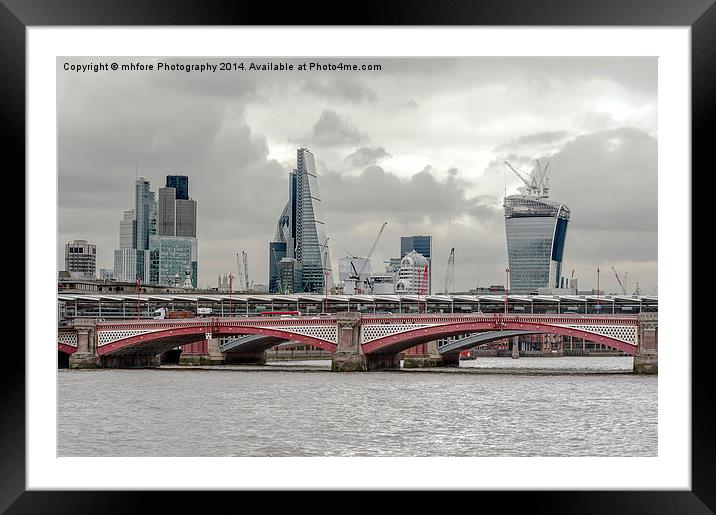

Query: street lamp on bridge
<box><xmin>505</xmin><ymin>267</ymin><xmax>510</xmax><ymax>315</ymax></box>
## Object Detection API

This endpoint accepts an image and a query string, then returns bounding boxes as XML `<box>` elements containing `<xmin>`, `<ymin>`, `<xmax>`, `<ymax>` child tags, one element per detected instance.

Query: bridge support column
<box><xmin>332</xmin><ymin>313</ymin><xmax>380</xmax><ymax>371</ymax></box>
<box><xmin>68</xmin><ymin>319</ymin><xmax>101</xmax><ymax>369</ymax></box>
<box><xmin>403</xmin><ymin>341</ymin><xmax>450</xmax><ymax>367</ymax></box>
<box><xmin>223</xmin><ymin>350</ymin><xmax>267</xmax><ymax>365</ymax></box>
<box><xmin>511</xmin><ymin>336</ymin><xmax>520</xmax><ymax>359</ymax></box>
<box><xmin>634</xmin><ymin>313</ymin><xmax>658</xmax><ymax>374</ymax></box>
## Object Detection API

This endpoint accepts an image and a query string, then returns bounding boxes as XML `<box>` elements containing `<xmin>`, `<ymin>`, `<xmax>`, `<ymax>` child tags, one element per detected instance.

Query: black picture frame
<box><xmin>1</xmin><ymin>1</ymin><xmax>713</xmax><ymax>512</ymax></box>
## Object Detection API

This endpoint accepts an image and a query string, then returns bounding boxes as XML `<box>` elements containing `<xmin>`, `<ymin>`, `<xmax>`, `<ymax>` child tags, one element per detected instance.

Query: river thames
<box><xmin>58</xmin><ymin>357</ymin><xmax>656</xmax><ymax>457</ymax></box>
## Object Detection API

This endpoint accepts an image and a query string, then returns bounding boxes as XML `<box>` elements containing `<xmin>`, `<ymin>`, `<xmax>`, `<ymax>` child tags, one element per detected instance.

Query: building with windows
<box><xmin>166</xmin><ymin>175</ymin><xmax>189</xmax><ymax>200</ymax></box>
<box><xmin>64</xmin><ymin>239</ymin><xmax>96</xmax><ymax>278</ymax></box>
<box><xmin>268</xmin><ymin>148</ymin><xmax>332</xmax><ymax>293</ymax></box>
<box><xmin>401</xmin><ymin>235</ymin><xmax>432</xmax><ymax>293</ymax></box>
<box><xmin>395</xmin><ymin>250</ymin><xmax>430</xmax><ymax>294</ymax></box>
<box><xmin>150</xmin><ymin>175</ymin><xmax>198</xmax><ymax>288</ymax></box>
<box><xmin>504</xmin><ymin>191</ymin><xmax>570</xmax><ymax>294</ymax></box>
<box><xmin>119</xmin><ymin>210</ymin><xmax>136</xmax><ymax>249</ymax></box>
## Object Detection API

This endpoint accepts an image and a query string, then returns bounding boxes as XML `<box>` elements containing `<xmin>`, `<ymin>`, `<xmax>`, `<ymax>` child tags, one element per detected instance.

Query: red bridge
<box><xmin>58</xmin><ymin>312</ymin><xmax>657</xmax><ymax>373</ymax></box>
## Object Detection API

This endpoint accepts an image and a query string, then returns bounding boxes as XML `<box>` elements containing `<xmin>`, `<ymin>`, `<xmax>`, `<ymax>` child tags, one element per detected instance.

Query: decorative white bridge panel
<box><xmin>362</xmin><ymin>323</ymin><xmax>437</xmax><ymax>344</ymax></box>
<box><xmin>554</xmin><ymin>323</ymin><xmax>637</xmax><ymax>345</ymax></box>
<box><xmin>58</xmin><ymin>332</ymin><xmax>78</xmax><ymax>347</ymax></box>
<box><xmin>98</xmin><ymin>328</ymin><xmax>165</xmax><ymax>347</ymax></box>
<box><xmin>260</xmin><ymin>324</ymin><xmax>338</xmax><ymax>344</ymax></box>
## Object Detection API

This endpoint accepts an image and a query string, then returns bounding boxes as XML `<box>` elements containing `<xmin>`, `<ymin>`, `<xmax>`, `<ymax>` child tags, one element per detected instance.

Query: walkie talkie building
<box><xmin>504</xmin><ymin>161</ymin><xmax>570</xmax><ymax>294</ymax></box>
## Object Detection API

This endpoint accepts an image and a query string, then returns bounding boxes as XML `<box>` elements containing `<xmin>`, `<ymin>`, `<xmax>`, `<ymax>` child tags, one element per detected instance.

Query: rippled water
<box><xmin>58</xmin><ymin>357</ymin><xmax>656</xmax><ymax>457</ymax></box>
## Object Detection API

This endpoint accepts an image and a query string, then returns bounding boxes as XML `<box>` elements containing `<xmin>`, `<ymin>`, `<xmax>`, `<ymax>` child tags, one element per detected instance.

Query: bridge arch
<box><xmin>362</xmin><ymin>320</ymin><xmax>637</xmax><ymax>356</ymax></box>
<box><xmin>57</xmin><ymin>343</ymin><xmax>77</xmax><ymax>355</ymax></box>
<box><xmin>98</xmin><ymin>324</ymin><xmax>337</xmax><ymax>357</ymax></box>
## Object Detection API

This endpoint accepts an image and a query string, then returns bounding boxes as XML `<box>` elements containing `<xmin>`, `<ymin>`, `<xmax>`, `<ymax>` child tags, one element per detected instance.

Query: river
<box><xmin>58</xmin><ymin>357</ymin><xmax>656</xmax><ymax>457</ymax></box>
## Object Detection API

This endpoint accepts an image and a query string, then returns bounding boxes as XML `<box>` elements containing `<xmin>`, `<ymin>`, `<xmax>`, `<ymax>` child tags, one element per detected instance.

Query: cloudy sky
<box><xmin>58</xmin><ymin>57</ymin><xmax>657</xmax><ymax>294</ymax></box>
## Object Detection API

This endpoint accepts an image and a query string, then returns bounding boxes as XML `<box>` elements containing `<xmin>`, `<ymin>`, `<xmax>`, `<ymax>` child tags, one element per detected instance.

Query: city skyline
<box><xmin>58</xmin><ymin>57</ymin><xmax>657</xmax><ymax>293</ymax></box>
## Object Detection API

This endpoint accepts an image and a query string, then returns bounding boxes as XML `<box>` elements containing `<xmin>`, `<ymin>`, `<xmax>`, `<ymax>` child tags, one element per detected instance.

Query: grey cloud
<box><xmin>302</xmin><ymin>78</ymin><xmax>378</xmax><ymax>103</ymax></box>
<box><xmin>310</xmin><ymin>108</ymin><xmax>369</xmax><ymax>146</ymax></box>
<box><xmin>546</xmin><ymin>127</ymin><xmax>657</xmax><ymax>233</ymax></box>
<box><xmin>320</xmin><ymin>164</ymin><xmax>502</xmax><ymax>226</ymax></box>
<box><xmin>344</xmin><ymin>147</ymin><xmax>392</xmax><ymax>168</ymax></box>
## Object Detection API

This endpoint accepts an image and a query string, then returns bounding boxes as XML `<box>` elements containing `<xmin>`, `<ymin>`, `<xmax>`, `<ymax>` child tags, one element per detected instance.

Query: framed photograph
<box><xmin>3</xmin><ymin>0</ymin><xmax>713</xmax><ymax>511</ymax></box>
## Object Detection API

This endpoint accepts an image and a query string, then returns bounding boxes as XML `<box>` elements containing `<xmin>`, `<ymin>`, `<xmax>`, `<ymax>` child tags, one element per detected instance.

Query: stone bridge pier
<box><xmin>68</xmin><ymin>319</ymin><xmax>101</xmax><ymax>369</ymax></box>
<box><xmin>633</xmin><ymin>312</ymin><xmax>658</xmax><ymax>374</ymax></box>
<box><xmin>332</xmin><ymin>313</ymin><xmax>400</xmax><ymax>372</ymax></box>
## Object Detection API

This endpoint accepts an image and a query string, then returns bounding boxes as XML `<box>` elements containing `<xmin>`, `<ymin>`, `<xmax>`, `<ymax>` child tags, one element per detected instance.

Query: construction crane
<box><xmin>348</xmin><ymin>221</ymin><xmax>388</xmax><ymax>294</ymax></box>
<box><xmin>610</xmin><ymin>266</ymin><xmax>629</xmax><ymax>295</ymax></box>
<box><xmin>504</xmin><ymin>160</ymin><xmax>550</xmax><ymax>198</ymax></box>
<box><xmin>235</xmin><ymin>253</ymin><xmax>244</xmax><ymax>291</ymax></box>
<box><xmin>444</xmin><ymin>247</ymin><xmax>455</xmax><ymax>293</ymax></box>
<box><xmin>241</xmin><ymin>251</ymin><xmax>251</xmax><ymax>291</ymax></box>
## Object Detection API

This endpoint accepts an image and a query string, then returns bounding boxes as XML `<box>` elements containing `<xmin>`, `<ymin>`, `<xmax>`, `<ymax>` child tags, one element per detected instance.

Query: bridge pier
<box><xmin>634</xmin><ymin>313</ymin><xmax>658</xmax><ymax>374</ymax></box>
<box><xmin>68</xmin><ymin>319</ymin><xmax>101</xmax><ymax>369</ymax></box>
<box><xmin>332</xmin><ymin>312</ymin><xmax>369</xmax><ymax>371</ymax></box>
<box><xmin>511</xmin><ymin>336</ymin><xmax>520</xmax><ymax>359</ymax></box>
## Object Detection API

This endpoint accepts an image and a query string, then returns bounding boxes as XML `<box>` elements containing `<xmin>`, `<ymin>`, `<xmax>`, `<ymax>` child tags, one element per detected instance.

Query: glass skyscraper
<box><xmin>269</xmin><ymin>148</ymin><xmax>332</xmax><ymax>293</ymax></box>
<box><xmin>504</xmin><ymin>195</ymin><xmax>570</xmax><ymax>294</ymax></box>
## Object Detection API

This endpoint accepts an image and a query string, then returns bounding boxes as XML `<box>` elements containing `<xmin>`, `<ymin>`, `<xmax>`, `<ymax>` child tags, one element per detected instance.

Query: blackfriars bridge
<box><xmin>59</xmin><ymin>312</ymin><xmax>658</xmax><ymax>373</ymax></box>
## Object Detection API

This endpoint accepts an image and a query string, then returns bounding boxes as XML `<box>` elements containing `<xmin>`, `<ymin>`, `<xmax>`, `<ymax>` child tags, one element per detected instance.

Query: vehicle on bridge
<box><xmin>259</xmin><ymin>311</ymin><xmax>300</xmax><ymax>318</ymax></box>
<box><xmin>153</xmin><ymin>308</ymin><xmax>195</xmax><ymax>320</ymax></box>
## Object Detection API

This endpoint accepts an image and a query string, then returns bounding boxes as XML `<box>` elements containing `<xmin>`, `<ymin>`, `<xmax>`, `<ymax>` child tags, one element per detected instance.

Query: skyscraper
<box><xmin>166</xmin><ymin>175</ymin><xmax>189</xmax><ymax>200</ymax></box>
<box><xmin>115</xmin><ymin>179</ymin><xmax>153</xmax><ymax>283</ymax></box>
<box><xmin>119</xmin><ymin>210</ymin><xmax>136</xmax><ymax>249</ymax></box>
<box><xmin>401</xmin><ymin>235</ymin><xmax>432</xmax><ymax>293</ymax></box>
<box><xmin>503</xmin><ymin>160</ymin><xmax>570</xmax><ymax>294</ymax></box>
<box><xmin>269</xmin><ymin>148</ymin><xmax>332</xmax><ymax>293</ymax></box>
<box><xmin>135</xmin><ymin>177</ymin><xmax>152</xmax><ymax>250</ymax></box>
<box><xmin>150</xmin><ymin>175</ymin><xmax>198</xmax><ymax>288</ymax></box>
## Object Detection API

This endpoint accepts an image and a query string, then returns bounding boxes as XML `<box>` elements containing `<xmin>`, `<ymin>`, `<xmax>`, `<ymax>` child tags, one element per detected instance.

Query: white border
<box><xmin>28</xmin><ymin>27</ymin><xmax>690</xmax><ymax>489</ymax></box>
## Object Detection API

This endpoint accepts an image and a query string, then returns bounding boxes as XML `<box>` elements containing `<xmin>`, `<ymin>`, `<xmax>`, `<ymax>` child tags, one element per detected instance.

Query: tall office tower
<box><xmin>64</xmin><ymin>239</ymin><xmax>96</xmax><ymax>278</ymax></box>
<box><xmin>503</xmin><ymin>160</ymin><xmax>570</xmax><ymax>294</ymax></box>
<box><xmin>268</xmin><ymin>148</ymin><xmax>332</xmax><ymax>293</ymax></box>
<box><xmin>175</xmin><ymin>197</ymin><xmax>197</xmax><ymax>237</ymax></box>
<box><xmin>158</xmin><ymin>187</ymin><xmax>176</xmax><ymax>236</ymax></box>
<box><xmin>135</xmin><ymin>177</ymin><xmax>152</xmax><ymax>250</ymax></box>
<box><xmin>113</xmin><ymin>248</ymin><xmax>150</xmax><ymax>283</ymax></box>
<box><xmin>166</xmin><ymin>175</ymin><xmax>189</xmax><ymax>200</ymax></box>
<box><xmin>119</xmin><ymin>210</ymin><xmax>136</xmax><ymax>249</ymax></box>
<box><xmin>401</xmin><ymin>235</ymin><xmax>432</xmax><ymax>293</ymax></box>
<box><xmin>150</xmin><ymin>175</ymin><xmax>198</xmax><ymax>288</ymax></box>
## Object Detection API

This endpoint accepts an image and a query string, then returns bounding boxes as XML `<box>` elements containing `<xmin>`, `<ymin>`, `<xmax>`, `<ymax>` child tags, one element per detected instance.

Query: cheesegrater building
<box><xmin>269</xmin><ymin>148</ymin><xmax>333</xmax><ymax>294</ymax></box>
<box><xmin>504</xmin><ymin>160</ymin><xmax>571</xmax><ymax>294</ymax></box>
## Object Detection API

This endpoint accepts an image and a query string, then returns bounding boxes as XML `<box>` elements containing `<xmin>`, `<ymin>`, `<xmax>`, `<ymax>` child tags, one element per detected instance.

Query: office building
<box><xmin>64</xmin><ymin>239</ymin><xmax>96</xmax><ymax>278</ymax></box>
<box><xmin>504</xmin><ymin>161</ymin><xmax>571</xmax><ymax>294</ymax></box>
<box><xmin>395</xmin><ymin>250</ymin><xmax>430</xmax><ymax>294</ymax></box>
<box><xmin>166</xmin><ymin>175</ymin><xmax>189</xmax><ymax>200</ymax></box>
<box><xmin>401</xmin><ymin>235</ymin><xmax>432</xmax><ymax>293</ymax></box>
<box><xmin>119</xmin><ymin>210</ymin><xmax>136</xmax><ymax>249</ymax></box>
<box><xmin>269</xmin><ymin>148</ymin><xmax>332</xmax><ymax>293</ymax></box>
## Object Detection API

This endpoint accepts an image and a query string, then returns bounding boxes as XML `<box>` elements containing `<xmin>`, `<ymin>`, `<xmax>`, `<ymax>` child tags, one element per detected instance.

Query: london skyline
<box><xmin>57</xmin><ymin>57</ymin><xmax>657</xmax><ymax>293</ymax></box>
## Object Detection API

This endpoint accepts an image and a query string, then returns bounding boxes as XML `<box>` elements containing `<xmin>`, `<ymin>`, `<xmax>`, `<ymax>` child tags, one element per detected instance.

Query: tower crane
<box><xmin>236</xmin><ymin>253</ymin><xmax>245</xmax><ymax>291</ymax></box>
<box><xmin>242</xmin><ymin>251</ymin><xmax>251</xmax><ymax>291</ymax></box>
<box><xmin>444</xmin><ymin>247</ymin><xmax>455</xmax><ymax>293</ymax></box>
<box><xmin>348</xmin><ymin>221</ymin><xmax>388</xmax><ymax>294</ymax></box>
<box><xmin>610</xmin><ymin>266</ymin><xmax>628</xmax><ymax>295</ymax></box>
<box><xmin>504</xmin><ymin>160</ymin><xmax>550</xmax><ymax>198</ymax></box>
